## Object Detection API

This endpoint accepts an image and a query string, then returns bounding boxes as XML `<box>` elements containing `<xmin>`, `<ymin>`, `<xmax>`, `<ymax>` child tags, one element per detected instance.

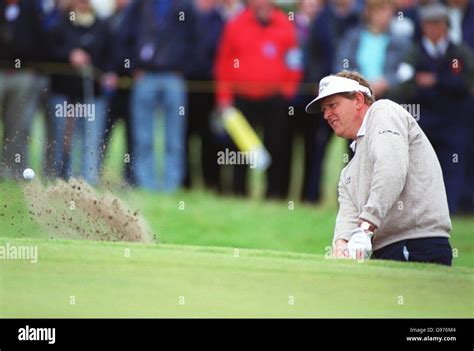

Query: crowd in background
<box><xmin>0</xmin><ymin>0</ymin><xmax>473</xmax><ymax>214</ymax></box>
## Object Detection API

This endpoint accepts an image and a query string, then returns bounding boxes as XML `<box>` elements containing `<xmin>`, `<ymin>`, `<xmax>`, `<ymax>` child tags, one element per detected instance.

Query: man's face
<box><xmin>196</xmin><ymin>0</ymin><xmax>217</xmax><ymax>12</ymax></box>
<box><xmin>422</xmin><ymin>20</ymin><xmax>448</xmax><ymax>44</ymax></box>
<box><xmin>368</xmin><ymin>4</ymin><xmax>394</xmax><ymax>32</ymax></box>
<box><xmin>73</xmin><ymin>0</ymin><xmax>92</xmax><ymax>12</ymax></box>
<box><xmin>299</xmin><ymin>0</ymin><xmax>322</xmax><ymax>19</ymax></box>
<box><xmin>320</xmin><ymin>94</ymin><xmax>359</xmax><ymax>139</ymax></box>
<box><xmin>249</xmin><ymin>0</ymin><xmax>274</xmax><ymax>21</ymax></box>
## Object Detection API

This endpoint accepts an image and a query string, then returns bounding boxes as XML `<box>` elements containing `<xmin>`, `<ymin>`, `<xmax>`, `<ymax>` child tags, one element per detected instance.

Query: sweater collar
<box><xmin>422</xmin><ymin>36</ymin><xmax>449</xmax><ymax>59</ymax></box>
<box><xmin>350</xmin><ymin>113</ymin><xmax>369</xmax><ymax>152</ymax></box>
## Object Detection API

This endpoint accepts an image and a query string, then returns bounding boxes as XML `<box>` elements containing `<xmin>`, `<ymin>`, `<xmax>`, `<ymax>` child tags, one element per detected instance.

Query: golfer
<box><xmin>306</xmin><ymin>71</ymin><xmax>453</xmax><ymax>265</ymax></box>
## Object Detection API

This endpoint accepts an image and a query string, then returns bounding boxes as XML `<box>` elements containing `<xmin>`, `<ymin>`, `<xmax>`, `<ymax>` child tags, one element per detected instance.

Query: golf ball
<box><xmin>23</xmin><ymin>168</ymin><xmax>35</xmax><ymax>180</ymax></box>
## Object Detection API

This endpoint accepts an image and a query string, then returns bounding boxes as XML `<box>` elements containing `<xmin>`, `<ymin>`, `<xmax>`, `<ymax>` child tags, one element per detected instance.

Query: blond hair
<box><xmin>365</xmin><ymin>0</ymin><xmax>395</xmax><ymax>11</ymax></box>
<box><xmin>335</xmin><ymin>70</ymin><xmax>375</xmax><ymax>105</ymax></box>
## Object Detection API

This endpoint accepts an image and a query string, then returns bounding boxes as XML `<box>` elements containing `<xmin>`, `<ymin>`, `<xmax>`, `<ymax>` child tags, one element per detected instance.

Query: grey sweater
<box><xmin>334</xmin><ymin>99</ymin><xmax>451</xmax><ymax>251</ymax></box>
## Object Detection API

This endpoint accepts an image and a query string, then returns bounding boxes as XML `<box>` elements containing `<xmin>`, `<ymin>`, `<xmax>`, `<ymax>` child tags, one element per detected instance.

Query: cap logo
<box><xmin>319</xmin><ymin>81</ymin><xmax>329</xmax><ymax>94</ymax></box>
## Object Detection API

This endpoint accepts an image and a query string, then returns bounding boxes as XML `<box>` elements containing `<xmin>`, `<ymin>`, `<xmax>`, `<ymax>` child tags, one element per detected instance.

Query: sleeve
<box><xmin>359</xmin><ymin>103</ymin><xmax>409</xmax><ymax>228</ymax></box>
<box><xmin>214</xmin><ymin>22</ymin><xmax>236</xmax><ymax>107</ymax></box>
<box><xmin>333</xmin><ymin>179</ymin><xmax>359</xmax><ymax>244</ymax></box>
<box><xmin>281</xmin><ymin>21</ymin><xmax>302</xmax><ymax>99</ymax></box>
<box><xmin>384</xmin><ymin>36</ymin><xmax>411</xmax><ymax>87</ymax></box>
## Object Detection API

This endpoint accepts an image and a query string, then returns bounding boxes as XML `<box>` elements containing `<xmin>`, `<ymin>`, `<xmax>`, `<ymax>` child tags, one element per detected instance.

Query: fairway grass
<box><xmin>1</xmin><ymin>238</ymin><xmax>472</xmax><ymax>318</ymax></box>
<box><xmin>1</xmin><ymin>118</ymin><xmax>473</xmax><ymax>318</ymax></box>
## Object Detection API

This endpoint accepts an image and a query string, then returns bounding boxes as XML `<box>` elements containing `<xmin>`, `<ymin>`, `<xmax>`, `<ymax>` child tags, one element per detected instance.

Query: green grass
<box><xmin>1</xmin><ymin>238</ymin><xmax>472</xmax><ymax>318</ymax></box>
<box><xmin>0</xmin><ymin>116</ymin><xmax>473</xmax><ymax>317</ymax></box>
<box><xmin>2</xmin><ymin>182</ymin><xmax>473</xmax><ymax>268</ymax></box>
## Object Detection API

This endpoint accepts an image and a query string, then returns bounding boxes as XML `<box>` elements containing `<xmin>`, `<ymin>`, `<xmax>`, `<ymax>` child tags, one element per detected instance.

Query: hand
<box><xmin>347</xmin><ymin>228</ymin><xmax>373</xmax><ymax>260</ymax></box>
<box><xmin>102</xmin><ymin>72</ymin><xmax>119</xmax><ymax>90</ymax></box>
<box><xmin>332</xmin><ymin>239</ymin><xmax>349</xmax><ymax>259</ymax></box>
<box><xmin>217</xmin><ymin>102</ymin><xmax>233</xmax><ymax>115</ymax></box>
<box><xmin>133</xmin><ymin>69</ymin><xmax>145</xmax><ymax>80</ymax></box>
<box><xmin>69</xmin><ymin>48</ymin><xmax>91</xmax><ymax>69</ymax></box>
<box><xmin>415</xmin><ymin>72</ymin><xmax>437</xmax><ymax>88</ymax></box>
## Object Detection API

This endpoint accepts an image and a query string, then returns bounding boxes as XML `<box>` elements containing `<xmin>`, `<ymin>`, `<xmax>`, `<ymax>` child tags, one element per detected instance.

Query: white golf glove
<box><xmin>347</xmin><ymin>228</ymin><xmax>373</xmax><ymax>260</ymax></box>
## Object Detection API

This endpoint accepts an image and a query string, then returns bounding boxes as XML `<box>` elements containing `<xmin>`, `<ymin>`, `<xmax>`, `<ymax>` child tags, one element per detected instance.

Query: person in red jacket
<box><xmin>215</xmin><ymin>0</ymin><xmax>302</xmax><ymax>199</ymax></box>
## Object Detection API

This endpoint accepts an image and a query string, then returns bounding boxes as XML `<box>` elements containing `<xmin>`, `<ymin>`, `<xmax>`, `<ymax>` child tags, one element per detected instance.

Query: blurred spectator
<box><xmin>46</xmin><ymin>0</ymin><xmax>113</xmax><ymax>184</ymax></box>
<box><xmin>119</xmin><ymin>0</ymin><xmax>196</xmax><ymax>192</ymax></box>
<box><xmin>306</xmin><ymin>0</ymin><xmax>357</xmax><ymax>85</ymax></box>
<box><xmin>184</xmin><ymin>0</ymin><xmax>226</xmax><ymax>191</ymax></box>
<box><xmin>291</xmin><ymin>0</ymin><xmax>331</xmax><ymax>203</ymax></box>
<box><xmin>395</xmin><ymin>3</ymin><xmax>474</xmax><ymax>213</ymax></box>
<box><xmin>100</xmin><ymin>0</ymin><xmax>135</xmax><ymax>185</ymax></box>
<box><xmin>0</xmin><ymin>0</ymin><xmax>46</xmax><ymax>179</ymax></box>
<box><xmin>220</xmin><ymin>0</ymin><xmax>244</xmax><ymax>19</ymax></box>
<box><xmin>39</xmin><ymin>0</ymin><xmax>63</xmax><ymax>177</ymax></box>
<box><xmin>334</xmin><ymin>0</ymin><xmax>410</xmax><ymax>99</ymax></box>
<box><xmin>447</xmin><ymin>0</ymin><xmax>474</xmax><ymax>49</ymax></box>
<box><xmin>327</xmin><ymin>0</ymin><xmax>361</xmax><ymax>39</ymax></box>
<box><xmin>390</xmin><ymin>0</ymin><xmax>420</xmax><ymax>39</ymax></box>
<box><xmin>90</xmin><ymin>0</ymin><xmax>115</xmax><ymax>19</ymax></box>
<box><xmin>215</xmin><ymin>0</ymin><xmax>302</xmax><ymax>199</ymax></box>
<box><xmin>447</xmin><ymin>0</ymin><xmax>474</xmax><ymax>213</ymax></box>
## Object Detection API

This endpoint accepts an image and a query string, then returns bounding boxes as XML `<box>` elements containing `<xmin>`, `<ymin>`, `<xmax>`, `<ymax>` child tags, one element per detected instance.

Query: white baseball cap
<box><xmin>305</xmin><ymin>75</ymin><xmax>372</xmax><ymax>114</ymax></box>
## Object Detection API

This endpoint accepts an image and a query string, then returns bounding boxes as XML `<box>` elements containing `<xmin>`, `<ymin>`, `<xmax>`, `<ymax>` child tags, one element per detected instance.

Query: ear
<box><xmin>355</xmin><ymin>92</ymin><xmax>365</xmax><ymax>109</ymax></box>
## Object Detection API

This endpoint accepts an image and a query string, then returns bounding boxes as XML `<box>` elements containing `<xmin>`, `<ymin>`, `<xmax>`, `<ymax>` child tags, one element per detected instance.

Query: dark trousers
<box><xmin>184</xmin><ymin>83</ymin><xmax>220</xmax><ymax>190</ymax></box>
<box><xmin>103</xmin><ymin>89</ymin><xmax>134</xmax><ymax>184</ymax></box>
<box><xmin>232</xmin><ymin>95</ymin><xmax>292</xmax><ymax>199</ymax></box>
<box><xmin>372</xmin><ymin>237</ymin><xmax>453</xmax><ymax>266</ymax></box>
<box><xmin>419</xmin><ymin>113</ymin><xmax>468</xmax><ymax>214</ymax></box>
<box><xmin>458</xmin><ymin>100</ymin><xmax>474</xmax><ymax>214</ymax></box>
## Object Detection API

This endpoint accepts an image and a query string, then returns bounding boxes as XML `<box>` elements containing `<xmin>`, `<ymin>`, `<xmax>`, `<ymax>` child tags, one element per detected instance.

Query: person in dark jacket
<box><xmin>291</xmin><ymin>0</ymin><xmax>331</xmax><ymax>203</ymax></box>
<box><xmin>395</xmin><ymin>3</ymin><xmax>474</xmax><ymax>214</ymax></box>
<box><xmin>447</xmin><ymin>0</ymin><xmax>474</xmax><ymax>213</ymax></box>
<box><xmin>99</xmin><ymin>0</ymin><xmax>135</xmax><ymax>185</ymax></box>
<box><xmin>0</xmin><ymin>0</ymin><xmax>46</xmax><ymax>179</ymax></box>
<box><xmin>184</xmin><ymin>0</ymin><xmax>225</xmax><ymax>191</ymax></box>
<box><xmin>118</xmin><ymin>0</ymin><xmax>196</xmax><ymax>192</ymax></box>
<box><xmin>46</xmin><ymin>0</ymin><xmax>113</xmax><ymax>184</ymax></box>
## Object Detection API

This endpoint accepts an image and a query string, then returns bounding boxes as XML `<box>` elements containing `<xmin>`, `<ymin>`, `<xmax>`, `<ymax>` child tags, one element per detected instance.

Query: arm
<box><xmin>333</xmin><ymin>179</ymin><xmax>360</xmax><ymax>257</ymax></box>
<box><xmin>388</xmin><ymin>43</ymin><xmax>419</xmax><ymax>102</ymax></box>
<box><xmin>384</xmin><ymin>36</ymin><xmax>411</xmax><ymax>87</ymax></box>
<box><xmin>359</xmin><ymin>103</ymin><xmax>410</xmax><ymax>228</ymax></box>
